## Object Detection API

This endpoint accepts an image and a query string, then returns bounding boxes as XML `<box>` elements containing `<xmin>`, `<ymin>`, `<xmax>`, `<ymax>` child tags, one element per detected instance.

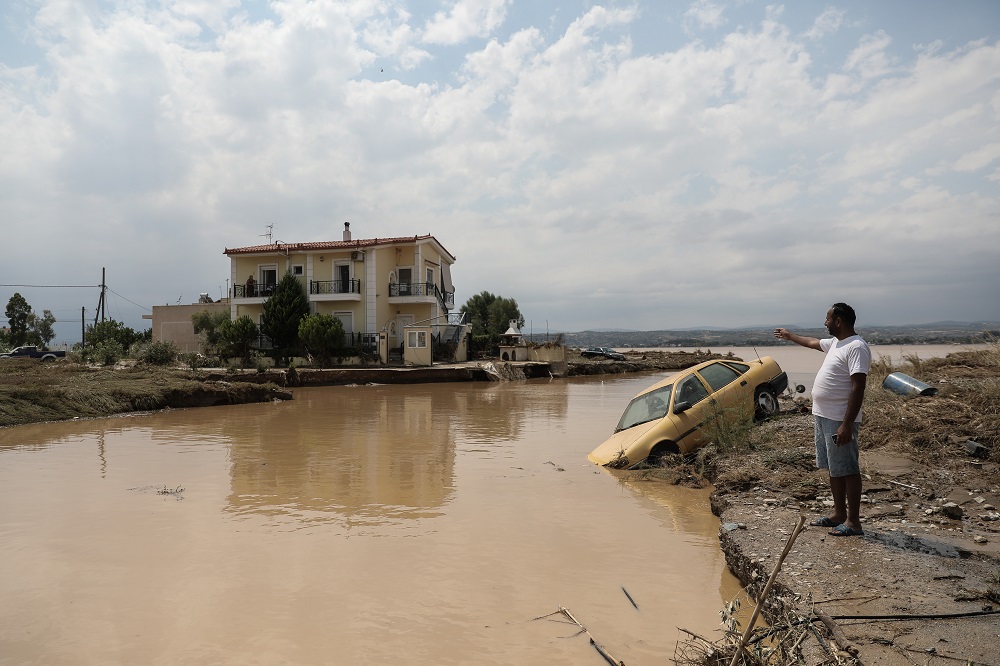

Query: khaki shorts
<box><xmin>814</xmin><ymin>416</ymin><xmax>861</xmax><ymax>477</ymax></box>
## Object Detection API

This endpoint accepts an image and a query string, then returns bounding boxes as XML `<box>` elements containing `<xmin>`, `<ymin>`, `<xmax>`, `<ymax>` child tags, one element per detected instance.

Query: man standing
<box><xmin>774</xmin><ymin>303</ymin><xmax>871</xmax><ymax>537</ymax></box>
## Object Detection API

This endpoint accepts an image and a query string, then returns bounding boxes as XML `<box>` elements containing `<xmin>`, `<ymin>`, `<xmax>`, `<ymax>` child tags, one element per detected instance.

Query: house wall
<box><xmin>150</xmin><ymin>301</ymin><xmax>230</xmax><ymax>353</ymax></box>
<box><xmin>227</xmin><ymin>235</ymin><xmax>455</xmax><ymax>346</ymax></box>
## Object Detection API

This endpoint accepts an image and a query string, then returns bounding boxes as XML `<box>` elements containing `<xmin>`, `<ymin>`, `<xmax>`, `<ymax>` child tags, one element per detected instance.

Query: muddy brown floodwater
<box><xmin>1</xmin><ymin>375</ymin><xmax>744</xmax><ymax>665</ymax></box>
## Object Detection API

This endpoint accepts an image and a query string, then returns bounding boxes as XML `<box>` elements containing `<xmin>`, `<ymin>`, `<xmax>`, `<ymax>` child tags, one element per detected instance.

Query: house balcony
<box><xmin>388</xmin><ymin>282</ymin><xmax>455</xmax><ymax>309</ymax></box>
<box><xmin>234</xmin><ymin>284</ymin><xmax>275</xmax><ymax>299</ymax></box>
<box><xmin>310</xmin><ymin>279</ymin><xmax>362</xmax><ymax>302</ymax></box>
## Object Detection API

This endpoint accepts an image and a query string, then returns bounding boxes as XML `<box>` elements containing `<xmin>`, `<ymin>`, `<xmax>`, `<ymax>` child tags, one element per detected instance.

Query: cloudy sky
<box><xmin>2</xmin><ymin>0</ymin><xmax>999</xmax><ymax>343</ymax></box>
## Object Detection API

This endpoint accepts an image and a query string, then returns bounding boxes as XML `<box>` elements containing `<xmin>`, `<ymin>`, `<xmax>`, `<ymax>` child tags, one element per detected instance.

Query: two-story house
<box><xmin>224</xmin><ymin>223</ymin><xmax>457</xmax><ymax>355</ymax></box>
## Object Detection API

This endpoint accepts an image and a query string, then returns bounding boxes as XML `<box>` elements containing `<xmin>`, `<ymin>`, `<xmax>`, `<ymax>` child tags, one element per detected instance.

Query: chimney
<box><xmin>343</xmin><ymin>222</ymin><xmax>351</xmax><ymax>242</ymax></box>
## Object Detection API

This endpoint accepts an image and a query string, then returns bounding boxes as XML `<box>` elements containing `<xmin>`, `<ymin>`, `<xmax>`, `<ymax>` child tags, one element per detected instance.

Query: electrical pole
<box><xmin>81</xmin><ymin>307</ymin><xmax>86</xmax><ymax>351</ymax></box>
<box><xmin>94</xmin><ymin>268</ymin><xmax>106</xmax><ymax>325</ymax></box>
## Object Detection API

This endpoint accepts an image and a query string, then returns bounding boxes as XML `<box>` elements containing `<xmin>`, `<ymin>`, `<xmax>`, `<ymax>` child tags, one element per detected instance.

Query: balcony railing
<box><xmin>310</xmin><ymin>279</ymin><xmax>362</xmax><ymax>295</ymax></box>
<box><xmin>234</xmin><ymin>284</ymin><xmax>276</xmax><ymax>298</ymax></box>
<box><xmin>389</xmin><ymin>282</ymin><xmax>455</xmax><ymax>309</ymax></box>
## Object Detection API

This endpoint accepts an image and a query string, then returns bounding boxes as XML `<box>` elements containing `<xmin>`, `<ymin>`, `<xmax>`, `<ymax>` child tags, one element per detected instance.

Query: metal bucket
<box><xmin>882</xmin><ymin>372</ymin><xmax>938</xmax><ymax>397</ymax></box>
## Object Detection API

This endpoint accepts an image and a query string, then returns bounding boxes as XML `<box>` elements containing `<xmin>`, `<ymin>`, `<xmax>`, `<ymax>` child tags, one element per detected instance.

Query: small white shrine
<box><xmin>498</xmin><ymin>319</ymin><xmax>527</xmax><ymax>361</ymax></box>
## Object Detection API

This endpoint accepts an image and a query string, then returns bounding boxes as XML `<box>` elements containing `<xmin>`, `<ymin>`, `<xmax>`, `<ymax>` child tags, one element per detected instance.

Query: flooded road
<box><xmin>0</xmin><ymin>375</ymin><xmax>742</xmax><ymax>665</ymax></box>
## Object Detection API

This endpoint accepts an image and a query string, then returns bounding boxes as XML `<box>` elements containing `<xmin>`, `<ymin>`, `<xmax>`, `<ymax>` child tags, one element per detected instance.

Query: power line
<box><xmin>0</xmin><ymin>284</ymin><xmax>98</xmax><ymax>288</ymax></box>
<box><xmin>106</xmin><ymin>287</ymin><xmax>152</xmax><ymax>312</ymax></box>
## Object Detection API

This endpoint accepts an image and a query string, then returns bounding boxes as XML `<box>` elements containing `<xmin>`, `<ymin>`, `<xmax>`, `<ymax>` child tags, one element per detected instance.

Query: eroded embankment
<box><xmin>676</xmin><ymin>346</ymin><xmax>1000</xmax><ymax>664</ymax></box>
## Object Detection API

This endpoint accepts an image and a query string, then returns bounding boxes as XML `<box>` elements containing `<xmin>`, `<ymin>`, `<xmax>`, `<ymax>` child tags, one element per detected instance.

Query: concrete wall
<box><xmin>150</xmin><ymin>301</ymin><xmax>230</xmax><ymax>353</ymax></box>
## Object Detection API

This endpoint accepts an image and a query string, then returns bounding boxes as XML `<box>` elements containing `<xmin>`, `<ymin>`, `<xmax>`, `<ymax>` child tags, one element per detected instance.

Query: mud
<box><xmin>701</xmin><ymin>350</ymin><xmax>1000</xmax><ymax>666</ymax></box>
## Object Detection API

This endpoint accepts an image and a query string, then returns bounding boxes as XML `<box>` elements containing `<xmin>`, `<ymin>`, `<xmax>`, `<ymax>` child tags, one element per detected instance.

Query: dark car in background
<box><xmin>581</xmin><ymin>347</ymin><xmax>626</xmax><ymax>361</ymax></box>
<box><xmin>0</xmin><ymin>346</ymin><xmax>66</xmax><ymax>361</ymax></box>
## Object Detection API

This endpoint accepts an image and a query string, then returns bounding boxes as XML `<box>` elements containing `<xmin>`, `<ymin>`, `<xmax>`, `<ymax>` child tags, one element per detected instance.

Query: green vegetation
<box><xmin>191</xmin><ymin>310</ymin><xmax>230</xmax><ymax>357</ymax></box>
<box><xmin>459</xmin><ymin>291</ymin><xmax>524</xmax><ymax>352</ymax></box>
<box><xmin>219</xmin><ymin>315</ymin><xmax>259</xmax><ymax>365</ymax></box>
<box><xmin>2</xmin><ymin>293</ymin><xmax>57</xmax><ymax>350</ymax></box>
<box><xmin>298</xmin><ymin>314</ymin><xmax>346</xmax><ymax>368</ymax></box>
<box><xmin>261</xmin><ymin>272</ymin><xmax>310</xmax><ymax>364</ymax></box>
<box><xmin>81</xmin><ymin>319</ymin><xmax>152</xmax><ymax>364</ymax></box>
<box><xmin>131</xmin><ymin>340</ymin><xmax>180</xmax><ymax>366</ymax></box>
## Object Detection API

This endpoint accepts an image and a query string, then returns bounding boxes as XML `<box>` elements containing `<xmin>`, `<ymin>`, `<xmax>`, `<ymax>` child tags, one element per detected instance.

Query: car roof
<box><xmin>631</xmin><ymin>357</ymin><xmax>764</xmax><ymax>399</ymax></box>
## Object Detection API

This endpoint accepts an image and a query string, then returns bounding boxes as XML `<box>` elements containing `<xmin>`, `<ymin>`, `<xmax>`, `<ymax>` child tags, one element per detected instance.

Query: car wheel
<box><xmin>754</xmin><ymin>387</ymin><xmax>779</xmax><ymax>420</ymax></box>
<box><xmin>646</xmin><ymin>442</ymin><xmax>680</xmax><ymax>466</ymax></box>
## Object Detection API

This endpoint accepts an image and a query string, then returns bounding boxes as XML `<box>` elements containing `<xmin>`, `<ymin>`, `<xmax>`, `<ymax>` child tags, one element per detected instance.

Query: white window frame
<box><xmin>291</xmin><ymin>264</ymin><xmax>304</xmax><ymax>276</ymax></box>
<box><xmin>333</xmin><ymin>311</ymin><xmax>354</xmax><ymax>334</ymax></box>
<box><xmin>407</xmin><ymin>330</ymin><xmax>427</xmax><ymax>348</ymax></box>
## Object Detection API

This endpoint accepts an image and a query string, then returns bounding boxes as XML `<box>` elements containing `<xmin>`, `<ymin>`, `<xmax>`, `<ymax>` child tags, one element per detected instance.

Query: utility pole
<box><xmin>81</xmin><ymin>307</ymin><xmax>86</xmax><ymax>351</ymax></box>
<box><xmin>94</xmin><ymin>268</ymin><xmax>106</xmax><ymax>325</ymax></box>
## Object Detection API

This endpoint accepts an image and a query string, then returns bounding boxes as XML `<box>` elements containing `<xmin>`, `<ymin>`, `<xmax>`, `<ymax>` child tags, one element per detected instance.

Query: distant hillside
<box><xmin>552</xmin><ymin>322</ymin><xmax>1000</xmax><ymax>349</ymax></box>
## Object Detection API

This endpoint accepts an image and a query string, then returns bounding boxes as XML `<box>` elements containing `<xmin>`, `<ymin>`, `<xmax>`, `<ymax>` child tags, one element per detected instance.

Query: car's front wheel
<box><xmin>646</xmin><ymin>441</ymin><xmax>680</xmax><ymax>466</ymax></box>
<box><xmin>754</xmin><ymin>387</ymin><xmax>779</xmax><ymax>420</ymax></box>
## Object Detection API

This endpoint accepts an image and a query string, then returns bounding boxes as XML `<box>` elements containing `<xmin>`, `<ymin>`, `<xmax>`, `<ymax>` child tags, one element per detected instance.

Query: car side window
<box><xmin>675</xmin><ymin>375</ymin><xmax>709</xmax><ymax>406</ymax></box>
<box><xmin>722</xmin><ymin>361</ymin><xmax>750</xmax><ymax>375</ymax></box>
<box><xmin>698</xmin><ymin>362</ymin><xmax>741</xmax><ymax>392</ymax></box>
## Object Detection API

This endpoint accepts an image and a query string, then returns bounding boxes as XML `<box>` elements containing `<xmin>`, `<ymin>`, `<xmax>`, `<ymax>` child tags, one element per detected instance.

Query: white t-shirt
<box><xmin>811</xmin><ymin>335</ymin><xmax>871</xmax><ymax>422</ymax></box>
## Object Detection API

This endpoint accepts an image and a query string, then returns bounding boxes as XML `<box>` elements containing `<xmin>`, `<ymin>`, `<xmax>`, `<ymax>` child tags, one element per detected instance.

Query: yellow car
<box><xmin>588</xmin><ymin>356</ymin><xmax>788</xmax><ymax>468</ymax></box>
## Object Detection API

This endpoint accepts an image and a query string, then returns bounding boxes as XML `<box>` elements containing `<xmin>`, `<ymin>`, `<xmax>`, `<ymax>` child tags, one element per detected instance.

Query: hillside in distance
<box><xmin>555</xmin><ymin>321</ymin><xmax>999</xmax><ymax>349</ymax></box>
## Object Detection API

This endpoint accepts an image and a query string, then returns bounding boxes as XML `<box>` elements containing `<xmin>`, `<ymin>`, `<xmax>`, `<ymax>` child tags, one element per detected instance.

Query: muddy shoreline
<box><xmin>676</xmin><ymin>347</ymin><xmax>1000</xmax><ymax>665</ymax></box>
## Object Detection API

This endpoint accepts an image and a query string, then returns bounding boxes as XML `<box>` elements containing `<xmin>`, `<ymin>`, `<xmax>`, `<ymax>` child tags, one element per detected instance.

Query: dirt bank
<box><xmin>660</xmin><ymin>346</ymin><xmax>1000</xmax><ymax>664</ymax></box>
<box><xmin>0</xmin><ymin>359</ymin><xmax>291</xmax><ymax>428</ymax></box>
<box><xmin>565</xmin><ymin>348</ymin><xmax>731</xmax><ymax>375</ymax></box>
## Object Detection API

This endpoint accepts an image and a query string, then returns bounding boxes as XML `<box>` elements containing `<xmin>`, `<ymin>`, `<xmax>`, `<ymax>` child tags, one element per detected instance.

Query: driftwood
<box><xmin>728</xmin><ymin>514</ymin><xmax>807</xmax><ymax>666</ymax></box>
<box><xmin>621</xmin><ymin>586</ymin><xmax>638</xmax><ymax>610</ymax></box>
<box><xmin>814</xmin><ymin>608</ymin><xmax>857</xmax><ymax>656</ymax></box>
<box><xmin>558</xmin><ymin>607</ymin><xmax>624</xmax><ymax>666</ymax></box>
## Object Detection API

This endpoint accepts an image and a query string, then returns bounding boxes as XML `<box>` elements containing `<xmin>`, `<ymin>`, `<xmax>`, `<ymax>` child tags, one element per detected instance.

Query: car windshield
<box><xmin>615</xmin><ymin>385</ymin><xmax>673</xmax><ymax>432</ymax></box>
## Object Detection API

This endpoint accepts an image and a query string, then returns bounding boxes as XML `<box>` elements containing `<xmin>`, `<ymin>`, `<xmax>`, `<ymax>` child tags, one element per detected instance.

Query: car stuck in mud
<box><xmin>588</xmin><ymin>356</ymin><xmax>788</xmax><ymax>468</ymax></box>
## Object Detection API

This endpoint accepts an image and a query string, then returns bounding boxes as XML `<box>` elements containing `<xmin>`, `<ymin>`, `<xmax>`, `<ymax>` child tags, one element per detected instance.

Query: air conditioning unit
<box><xmin>351</xmin><ymin>251</ymin><xmax>364</xmax><ymax>262</ymax></box>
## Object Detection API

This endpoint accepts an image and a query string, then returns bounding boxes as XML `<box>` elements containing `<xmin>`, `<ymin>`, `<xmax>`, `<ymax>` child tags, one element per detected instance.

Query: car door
<box><xmin>699</xmin><ymin>361</ymin><xmax>746</xmax><ymax>411</ymax></box>
<box><xmin>668</xmin><ymin>372</ymin><xmax>712</xmax><ymax>452</ymax></box>
<box><xmin>696</xmin><ymin>361</ymin><xmax>751</xmax><ymax>431</ymax></box>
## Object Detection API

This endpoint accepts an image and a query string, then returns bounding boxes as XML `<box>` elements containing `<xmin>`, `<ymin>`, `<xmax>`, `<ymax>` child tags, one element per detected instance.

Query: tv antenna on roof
<box><xmin>261</xmin><ymin>224</ymin><xmax>274</xmax><ymax>243</ymax></box>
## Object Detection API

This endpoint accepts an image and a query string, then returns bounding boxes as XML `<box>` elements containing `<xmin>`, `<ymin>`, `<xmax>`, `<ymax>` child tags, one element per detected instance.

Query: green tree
<box><xmin>298</xmin><ymin>314</ymin><xmax>346</xmax><ymax>367</ymax></box>
<box><xmin>28</xmin><ymin>309</ymin><xmax>57</xmax><ymax>348</ymax></box>
<box><xmin>5</xmin><ymin>293</ymin><xmax>32</xmax><ymax>347</ymax></box>
<box><xmin>459</xmin><ymin>291</ymin><xmax>524</xmax><ymax>349</ymax></box>
<box><xmin>85</xmin><ymin>320</ymin><xmax>150</xmax><ymax>355</ymax></box>
<box><xmin>191</xmin><ymin>310</ymin><xmax>230</xmax><ymax>357</ymax></box>
<box><xmin>219</xmin><ymin>315</ymin><xmax>259</xmax><ymax>365</ymax></box>
<box><xmin>260</xmin><ymin>272</ymin><xmax>310</xmax><ymax>364</ymax></box>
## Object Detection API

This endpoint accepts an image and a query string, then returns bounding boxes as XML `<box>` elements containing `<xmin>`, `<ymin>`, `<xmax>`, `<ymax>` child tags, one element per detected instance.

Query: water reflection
<box><xmin>226</xmin><ymin>386</ymin><xmax>458</xmax><ymax>527</ymax></box>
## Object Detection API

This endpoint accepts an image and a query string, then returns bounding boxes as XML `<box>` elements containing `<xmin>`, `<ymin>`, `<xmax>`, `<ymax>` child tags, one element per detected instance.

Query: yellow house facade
<box><xmin>224</xmin><ymin>224</ymin><xmax>457</xmax><ymax>354</ymax></box>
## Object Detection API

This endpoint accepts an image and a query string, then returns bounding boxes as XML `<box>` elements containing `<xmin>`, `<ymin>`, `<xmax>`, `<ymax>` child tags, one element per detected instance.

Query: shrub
<box><xmin>90</xmin><ymin>339</ymin><xmax>125</xmax><ymax>366</ymax></box>
<box><xmin>298</xmin><ymin>314</ymin><xmax>345</xmax><ymax>367</ymax></box>
<box><xmin>133</xmin><ymin>341</ymin><xmax>179</xmax><ymax>366</ymax></box>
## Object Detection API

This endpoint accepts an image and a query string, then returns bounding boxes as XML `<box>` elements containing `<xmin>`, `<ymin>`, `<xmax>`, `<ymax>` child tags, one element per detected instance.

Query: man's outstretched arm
<box><xmin>773</xmin><ymin>328</ymin><xmax>823</xmax><ymax>350</ymax></box>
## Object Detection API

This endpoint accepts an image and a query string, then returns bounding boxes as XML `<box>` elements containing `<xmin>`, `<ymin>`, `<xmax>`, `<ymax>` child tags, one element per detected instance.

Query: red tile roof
<box><xmin>224</xmin><ymin>234</ymin><xmax>455</xmax><ymax>260</ymax></box>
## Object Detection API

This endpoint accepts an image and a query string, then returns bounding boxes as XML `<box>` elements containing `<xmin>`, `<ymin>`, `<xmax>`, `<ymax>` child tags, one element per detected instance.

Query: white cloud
<box><xmin>804</xmin><ymin>6</ymin><xmax>845</xmax><ymax>40</ymax></box>
<box><xmin>1</xmin><ymin>1</ymin><xmax>998</xmax><ymax>339</ymax></box>
<box><xmin>422</xmin><ymin>0</ymin><xmax>510</xmax><ymax>46</ymax></box>
<box><xmin>843</xmin><ymin>29</ymin><xmax>894</xmax><ymax>79</ymax></box>
<box><xmin>684</xmin><ymin>0</ymin><xmax>725</xmax><ymax>31</ymax></box>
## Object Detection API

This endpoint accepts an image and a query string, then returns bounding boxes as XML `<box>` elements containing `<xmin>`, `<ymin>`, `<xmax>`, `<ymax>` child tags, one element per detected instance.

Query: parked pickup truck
<box><xmin>0</xmin><ymin>346</ymin><xmax>66</xmax><ymax>361</ymax></box>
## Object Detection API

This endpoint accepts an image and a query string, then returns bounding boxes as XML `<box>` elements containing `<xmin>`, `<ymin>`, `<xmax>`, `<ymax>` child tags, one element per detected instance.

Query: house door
<box><xmin>337</xmin><ymin>264</ymin><xmax>351</xmax><ymax>293</ymax></box>
<box><xmin>390</xmin><ymin>315</ymin><xmax>414</xmax><ymax>351</ymax></box>
<box><xmin>260</xmin><ymin>266</ymin><xmax>277</xmax><ymax>296</ymax></box>
<box><xmin>397</xmin><ymin>268</ymin><xmax>412</xmax><ymax>295</ymax></box>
